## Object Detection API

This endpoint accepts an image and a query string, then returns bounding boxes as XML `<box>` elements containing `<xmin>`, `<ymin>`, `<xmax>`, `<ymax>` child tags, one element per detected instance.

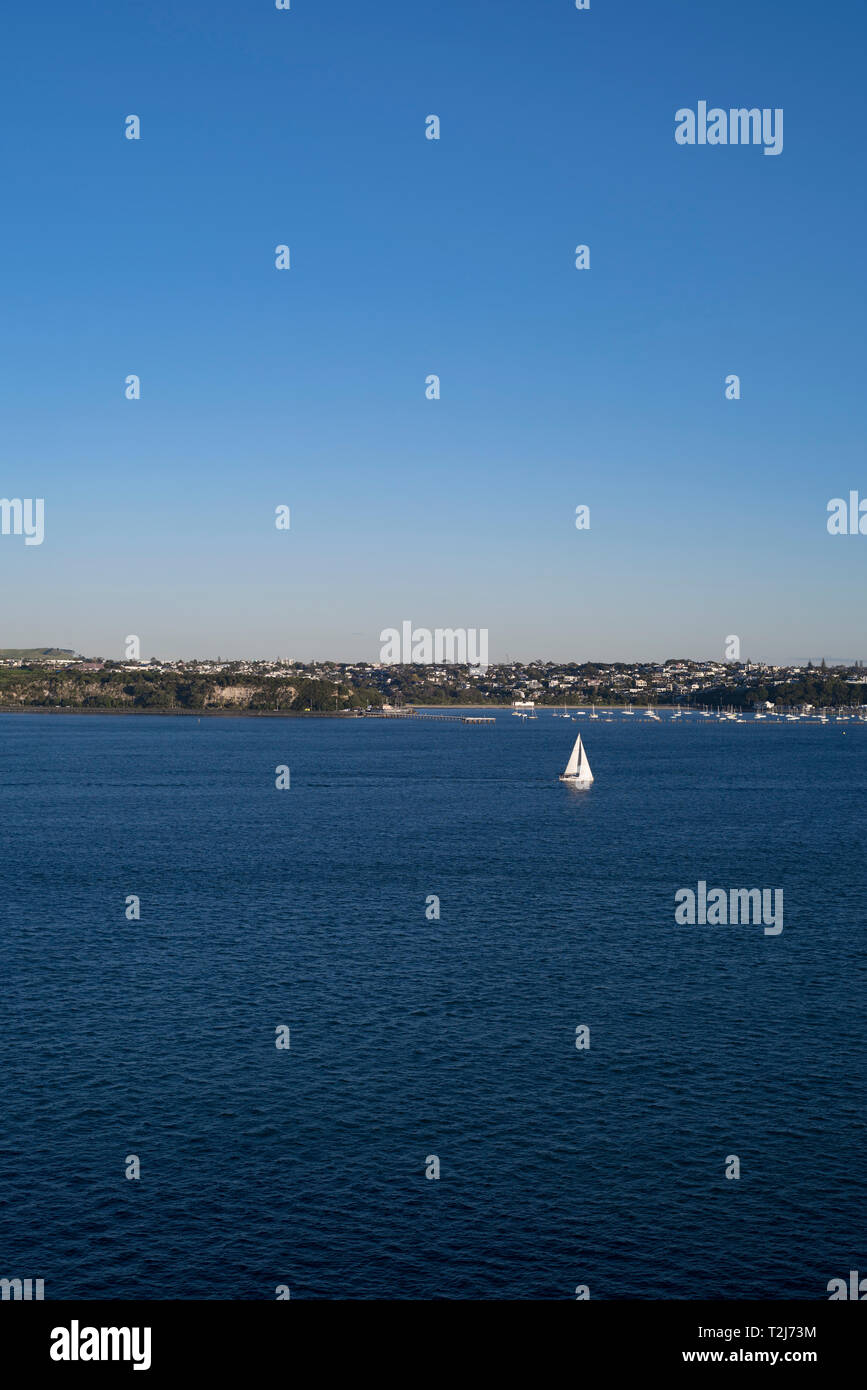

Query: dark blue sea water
<box><xmin>1</xmin><ymin>711</ymin><xmax>865</xmax><ymax>1300</ymax></box>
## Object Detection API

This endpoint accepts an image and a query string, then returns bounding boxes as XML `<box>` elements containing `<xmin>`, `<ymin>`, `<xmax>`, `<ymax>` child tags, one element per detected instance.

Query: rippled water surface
<box><xmin>2</xmin><ymin>712</ymin><xmax>865</xmax><ymax>1299</ymax></box>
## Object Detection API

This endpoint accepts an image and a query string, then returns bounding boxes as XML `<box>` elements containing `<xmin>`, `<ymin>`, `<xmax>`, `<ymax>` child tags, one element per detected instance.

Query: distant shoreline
<box><xmin>0</xmin><ymin>706</ymin><xmax>341</xmax><ymax>718</ymax></box>
<box><xmin>0</xmin><ymin>703</ymin><xmax>646</xmax><ymax>718</ymax></box>
<box><xmin>1</xmin><ymin>703</ymin><xmax>701</xmax><ymax>718</ymax></box>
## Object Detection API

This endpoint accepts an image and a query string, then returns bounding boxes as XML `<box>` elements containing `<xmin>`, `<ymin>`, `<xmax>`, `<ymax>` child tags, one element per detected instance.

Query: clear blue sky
<box><xmin>1</xmin><ymin>0</ymin><xmax>864</xmax><ymax>663</ymax></box>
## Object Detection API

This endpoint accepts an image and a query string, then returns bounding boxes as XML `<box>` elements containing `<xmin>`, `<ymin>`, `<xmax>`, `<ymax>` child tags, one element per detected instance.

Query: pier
<box><xmin>357</xmin><ymin>710</ymin><xmax>496</xmax><ymax>723</ymax></box>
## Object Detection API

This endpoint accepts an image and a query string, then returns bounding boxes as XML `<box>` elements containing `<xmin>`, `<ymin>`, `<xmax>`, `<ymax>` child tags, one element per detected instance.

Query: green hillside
<box><xmin>0</xmin><ymin>648</ymin><xmax>78</xmax><ymax>659</ymax></box>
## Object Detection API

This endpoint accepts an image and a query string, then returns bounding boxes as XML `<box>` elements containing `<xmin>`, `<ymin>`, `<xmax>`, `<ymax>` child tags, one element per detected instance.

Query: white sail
<box><xmin>563</xmin><ymin>734</ymin><xmax>582</xmax><ymax>776</ymax></box>
<box><xmin>561</xmin><ymin>732</ymin><xmax>593</xmax><ymax>783</ymax></box>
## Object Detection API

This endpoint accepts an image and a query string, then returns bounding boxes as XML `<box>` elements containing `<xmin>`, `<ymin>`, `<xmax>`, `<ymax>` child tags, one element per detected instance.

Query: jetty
<box><xmin>356</xmin><ymin>710</ymin><xmax>495</xmax><ymax>723</ymax></box>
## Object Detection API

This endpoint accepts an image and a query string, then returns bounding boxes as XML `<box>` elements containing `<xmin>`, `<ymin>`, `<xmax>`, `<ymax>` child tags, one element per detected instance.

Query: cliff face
<box><xmin>0</xmin><ymin>675</ymin><xmax>301</xmax><ymax>711</ymax></box>
<box><xmin>211</xmin><ymin>685</ymin><xmax>255</xmax><ymax>705</ymax></box>
<box><xmin>0</xmin><ymin>678</ymin><xmax>108</xmax><ymax>706</ymax></box>
<box><xmin>206</xmin><ymin>685</ymin><xmax>297</xmax><ymax>707</ymax></box>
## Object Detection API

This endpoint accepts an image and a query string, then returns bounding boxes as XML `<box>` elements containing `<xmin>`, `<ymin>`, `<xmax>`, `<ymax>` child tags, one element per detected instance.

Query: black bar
<box><xmin>2</xmin><ymin>1300</ymin><xmax>862</xmax><ymax>1376</ymax></box>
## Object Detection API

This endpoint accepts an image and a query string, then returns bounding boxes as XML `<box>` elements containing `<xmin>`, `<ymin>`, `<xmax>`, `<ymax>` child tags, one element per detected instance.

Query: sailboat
<box><xmin>559</xmin><ymin>732</ymin><xmax>594</xmax><ymax>786</ymax></box>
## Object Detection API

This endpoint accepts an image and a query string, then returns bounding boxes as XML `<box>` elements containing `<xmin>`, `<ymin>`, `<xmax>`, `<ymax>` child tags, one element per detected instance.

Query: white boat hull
<box><xmin>559</xmin><ymin>774</ymin><xmax>593</xmax><ymax>786</ymax></box>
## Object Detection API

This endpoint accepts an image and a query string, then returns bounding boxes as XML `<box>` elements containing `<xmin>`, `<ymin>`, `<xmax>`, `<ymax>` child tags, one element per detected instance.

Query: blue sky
<box><xmin>1</xmin><ymin>0</ymin><xmax>864</xmax><ymax>663</ymax></box>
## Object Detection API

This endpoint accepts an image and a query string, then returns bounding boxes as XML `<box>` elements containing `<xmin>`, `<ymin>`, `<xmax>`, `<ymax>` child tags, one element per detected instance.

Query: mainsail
<box><xmin>562</xmin><ymin>733</ymin><xmax>593</xmax><ymax>782</ymax></box>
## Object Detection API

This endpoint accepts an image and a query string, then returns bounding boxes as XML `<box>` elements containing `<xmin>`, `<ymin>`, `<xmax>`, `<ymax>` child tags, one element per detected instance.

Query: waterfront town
<box><xmin>0</xmin><ymin>650</ymin><xmax>864</xmax><ymax>713</ymax></box>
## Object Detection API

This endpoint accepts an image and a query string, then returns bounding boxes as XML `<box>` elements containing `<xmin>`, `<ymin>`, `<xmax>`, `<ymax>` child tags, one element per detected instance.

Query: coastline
<box><xmin>1</xmin><ymin>702</ymin><xmax>677</xmax><ymax>718</ymax></box>
<box><xmin>0</xmin><ymin>706</ymin><xmax>345</xmax><ymax>718</ymax></box>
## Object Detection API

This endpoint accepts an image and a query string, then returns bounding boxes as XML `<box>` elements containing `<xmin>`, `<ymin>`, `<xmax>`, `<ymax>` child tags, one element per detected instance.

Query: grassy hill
<box><xmin>0</xmin><ymin>648</ymin><xmax>78</xmax><ymax>659</ymax></box>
